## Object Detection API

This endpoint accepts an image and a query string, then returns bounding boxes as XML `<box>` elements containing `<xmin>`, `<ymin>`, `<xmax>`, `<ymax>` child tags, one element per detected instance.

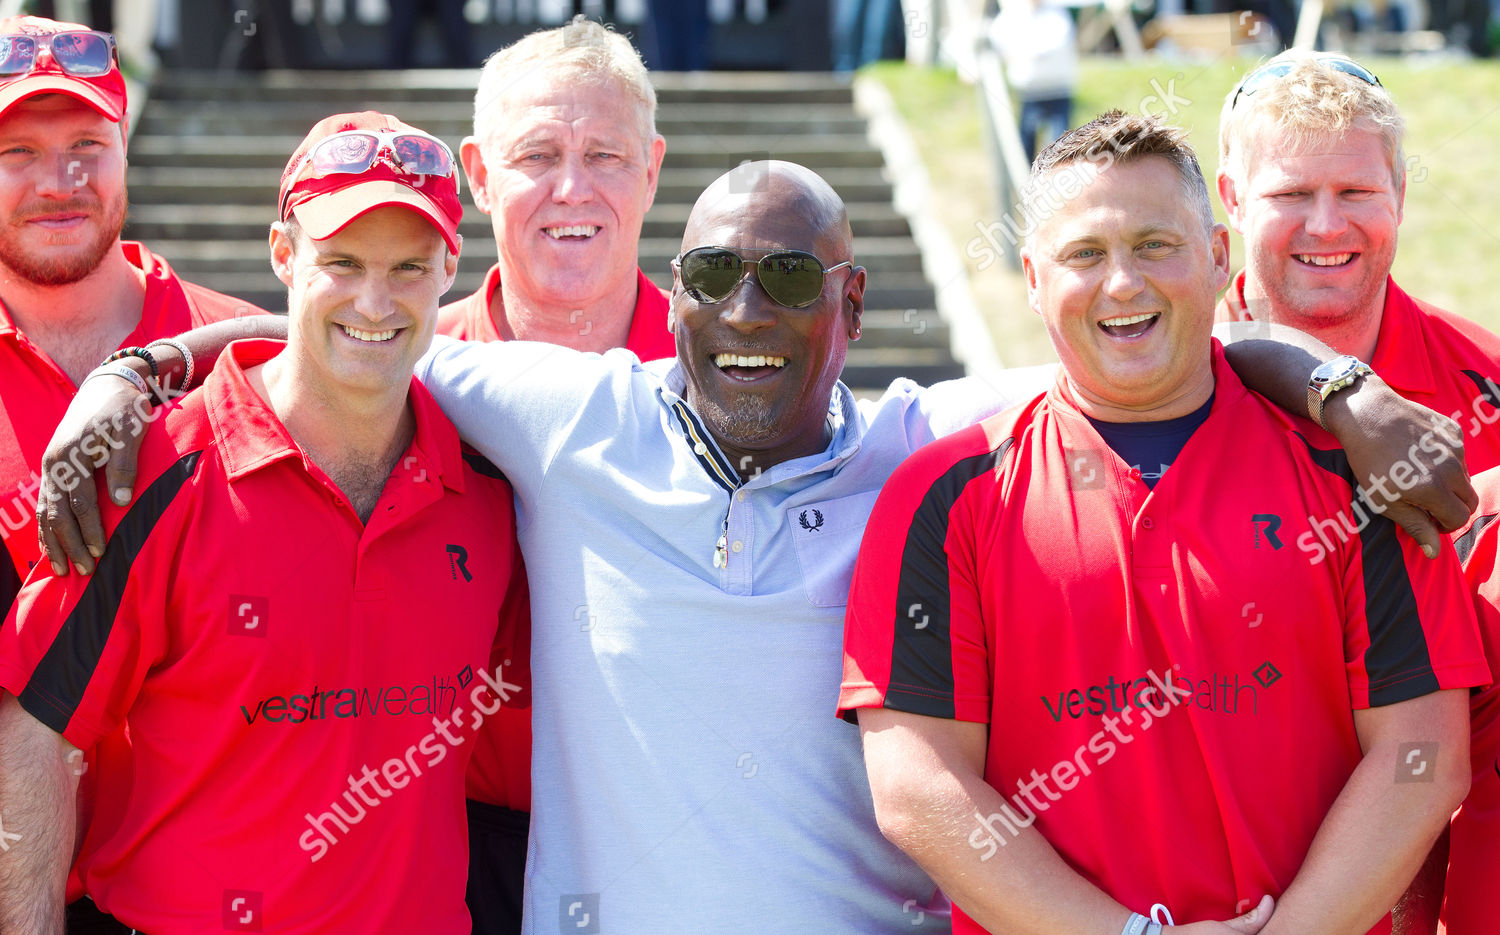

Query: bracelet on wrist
<box><xmin>83</xmin><ymin>363</ymin><xmax>158</xmax><ymax>402</ymax></box>
<box><xmin>104</xmin><ymin>345</ymin><xmax>159</xmax><ymax>380</ymax></box>
<box><xmin>145</xmin><ymin>337</ymin><xmax>195</xmax><ymax>396</ymax></box>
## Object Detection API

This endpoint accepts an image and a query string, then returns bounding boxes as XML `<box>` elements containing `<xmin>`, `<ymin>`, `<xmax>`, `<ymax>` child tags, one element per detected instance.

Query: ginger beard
<box><xmin>0</xmin><ymin>188</ymin><xmax>127</xmax><ymax>286</ymax></box>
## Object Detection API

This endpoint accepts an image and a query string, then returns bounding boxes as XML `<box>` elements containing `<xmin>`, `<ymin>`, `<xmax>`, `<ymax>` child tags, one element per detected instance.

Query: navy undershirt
<box><xmin>1085</xmin><ymin>394</ymin><xmax>1215</xmax><ymax>488</ymax></box>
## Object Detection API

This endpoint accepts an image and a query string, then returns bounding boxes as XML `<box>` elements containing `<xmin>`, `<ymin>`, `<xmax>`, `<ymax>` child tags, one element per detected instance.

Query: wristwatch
<box><xmin>1307</xmin><ymin>355</ymin><xmax>1374</xmax><ymax>429</ymax></box>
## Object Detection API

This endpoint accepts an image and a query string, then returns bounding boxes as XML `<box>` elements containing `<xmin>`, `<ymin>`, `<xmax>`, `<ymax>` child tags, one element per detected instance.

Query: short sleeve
<box><xmin>1339</xmin><ymin>510</ymin><xmax>1489</xmax><ymax>709</ymax></box>
<box><xmin>839</xmin><ymin>424</ymin><xmax>1003</xmax><ymax>724</ymax></box>
<box><xmin>0</xmin><ymin>447</ymin><xmax>195</xmax><ymax>749</ymax></box>
<box><xmin>414</xmin><ymin>336</ymin><xmax>637</xmax><ymax>502</ymax></box>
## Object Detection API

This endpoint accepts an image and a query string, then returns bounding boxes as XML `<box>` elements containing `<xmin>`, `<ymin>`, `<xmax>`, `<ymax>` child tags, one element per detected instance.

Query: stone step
<box><xmin>125</xmin><ymin>165</ymin><xmax>901</xmax><ymax>205</ymax></box>
<box><xmin>148</xmin><ymin>70</ymin><xmax>856</xmax><ymax>106</ymax></box>
<box><xmin>124</xmin><ymin>202</ymin><xmax>915</xmax><ymax>242</ymax></box>
<box><xmin>206</xmin><ymin>274</ymin><xmax>939</xmax><ymax>317</ymax></box>
<box><xmin>638</xmin><ymin>272</ymin><xmax>937</xmax><ymax>310</ymax></box>
<box><xmin>144</xmin><ymin>236</ymin><xmax>928</xmax><ymax>276</ymax></box>
<box><xmin>124</xmin><ymin>134</ymin><xmax>885</xmax><ymax>171</ymax></box>
<box><xmin>138</xmin><ymin>103</ymin><xmax>870</xmax><ymax>139</ymax></box>
<box><xmin>127</xmin><ymin>67</ymin><xmax>966</xmax><ymax>390</ymax></box>
<box><xmin>196</xmin><ymin>277</ymin><xmax>946</xmax><ymax>339</ymax></box>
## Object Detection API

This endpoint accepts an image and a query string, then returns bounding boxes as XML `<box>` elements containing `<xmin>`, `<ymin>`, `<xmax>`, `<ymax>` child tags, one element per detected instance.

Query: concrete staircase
<box><xmin>123</xmin><ymin>70</ymin><xmax>966</xmax><ymax>391</ymax></box>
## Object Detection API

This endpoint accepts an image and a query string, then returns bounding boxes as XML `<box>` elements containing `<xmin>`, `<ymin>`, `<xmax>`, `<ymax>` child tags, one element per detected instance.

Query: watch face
<box><xmin>1313</xmin><ymin>355</ymin><xmax>1359</xmax><ymax>385</ymax></box>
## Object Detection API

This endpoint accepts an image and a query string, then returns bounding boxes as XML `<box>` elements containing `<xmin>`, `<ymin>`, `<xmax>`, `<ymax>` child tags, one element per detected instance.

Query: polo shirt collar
<box><xmin>1227</xmin><ymin>270</ymin><xmax>1434</xmax><ymax>396</ymax></box>
<box><xmin>1220</xmin><ymin>268</ymin><xmax>1251</xmax><ymax>321</ymax></box>
<box><xmin>458</xmin><ymin>265</ymin><xmax>506</xmax><ymax>343</ymax></box>
<box><xmin>1048</xmin><ymin>339</ymin><xmax>1250</xmax><ymax>427</ymax></box>
<box><xmin>207</xmin><ymin>338</ymin><xmax>466</xmax><ymax>494</ymax></box>
<box><xmin>463</xmin><ymin>264</ymin><xmax>674</xmax><ymax>360</ymax></box>
<box><xmin>0</xmin><ymin>242</ymin><xmax>196</xmax><ymax>345</ymax></box>
<box><xmin>656</xmin><ymin>360</ymin><xmax>861</xmax><ymax>488</ymax></box>
<box><xmin>1365</xmin><ymin>277</ymin><xmax>1435</xmax><ymax>397</ymax></box>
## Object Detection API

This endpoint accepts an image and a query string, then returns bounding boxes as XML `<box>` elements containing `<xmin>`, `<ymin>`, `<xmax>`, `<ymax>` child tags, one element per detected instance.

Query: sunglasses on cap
<box><xmin>280</xmin><ymin>128</ymin><xmax>457</xmax><ymax>217</ymax></box>
<box><xmin>672</xmin><ymin>246</ymin><xmax>853</xmax><ymax>310</ymax></box>
<box><xmin>0</xmin><ymin>29</ymin><xmax>116</xmax><ymax>79</ymax></box>
<box><xmin>1230</xmin><ymin>56</ymin><xmax>1382</xmax><ymax>110</ymax></box>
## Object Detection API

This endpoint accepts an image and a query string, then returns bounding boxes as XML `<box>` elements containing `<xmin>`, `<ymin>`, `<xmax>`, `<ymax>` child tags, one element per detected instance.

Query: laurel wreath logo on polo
<box><xmin>799</xmin><ymin>508</ymin><xmax>824</xmax><ymax>532</ymax></box>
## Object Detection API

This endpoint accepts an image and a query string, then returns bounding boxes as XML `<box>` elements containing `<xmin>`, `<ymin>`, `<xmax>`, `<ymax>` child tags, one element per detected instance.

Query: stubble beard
<box><xmin>700</xmin><ymin>393</ymin><xmax>782</xmax><ymax>451</ymax></box>
<box><xmin>0</xmin><ymin>189</ymin><xmax>127</xmax><ymax>287</ymax></box>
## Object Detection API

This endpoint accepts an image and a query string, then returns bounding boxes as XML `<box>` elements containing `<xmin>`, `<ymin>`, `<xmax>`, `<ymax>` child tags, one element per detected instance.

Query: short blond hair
<box><xmin>1219</xmin><ymin>51</ymin><xmax>1405</xmax><ymax>183</ymax></box>
<box><xmin>472</xmin><ymin>16</ymin><xmax>657</xmax><ymax>152</ymax></box>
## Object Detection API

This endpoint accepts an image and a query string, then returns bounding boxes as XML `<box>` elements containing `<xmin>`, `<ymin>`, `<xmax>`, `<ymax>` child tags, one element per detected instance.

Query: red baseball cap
<box><xmin>0</xmin><ymin>16</ymin><xmax>126</xmax><ymax>122</ymax></box>
<box><xmin>278</xmin><ymin>112</ymin><xmax>462</xmax><ymax>254</ymax></box>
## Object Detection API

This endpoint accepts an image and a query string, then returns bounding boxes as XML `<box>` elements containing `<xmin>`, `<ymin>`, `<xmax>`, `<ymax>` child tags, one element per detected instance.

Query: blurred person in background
<box><xmin>988</xmin><ymin>0</ymin><xmax>1077</xmax><ymax>165</ymax></box>
<box><xmin>386</xmin><ymin>0</ymin><xmax>473</xmax><ymax>69</ymax></box>
<box><xmin>644</xmin><ymin>0</ymin><xmax>711</xmax><ymax>71</ymax></box>
<box><xmin>832</xmin><ymin>0</ymin><xmax>906</xmax><ymax>72</ymax></box>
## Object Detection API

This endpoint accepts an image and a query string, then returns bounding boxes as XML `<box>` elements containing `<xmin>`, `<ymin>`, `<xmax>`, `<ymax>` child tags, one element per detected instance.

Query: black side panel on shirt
<box><xmin>18</xmin><ymin>451</ymin><xmax>201</xmax><ymax>734</ymax></box>
<box><xmin>887</xmin><ymin>440</ymin><xmax>1012</xmax><ymax>719</ymax></box>
<box><xmin>1</xmin><ymin>556</ymin><xmax>19</xmax><ymax>626</ymax></box>
<box><xmin>462</xmin><ymin>450</ymin><xmax>510</xmax><ymax>483</ymax></box>
<box><xmin>1461</xmin><ymin>369</ymin><xmax>1500</xmax><ymax>409</ymax></box>
<box><xmin>1455</xmin><ymin>513</ymin><xmax>1499</xmax><ymax>566</ymax></box>
<box><xmin>466</xmin><ymin>799</ymin><xmax>528</xmax><ymax>935</ymax></box>
<box><xmin>1296</xmin><ymin>435</ymin><xmax>1438</xmax><ymax>705</ymax></box>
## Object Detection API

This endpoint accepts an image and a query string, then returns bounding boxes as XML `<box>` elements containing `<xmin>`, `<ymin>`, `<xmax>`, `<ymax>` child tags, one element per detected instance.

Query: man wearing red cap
<box><xmin>0</xmin><ymin>16</ymin><xmax>271</xmax><ymax>931</ymax></box>
<box><xmin>0</xmin><ymin>111</ymin><xmax>528</xmax><ymax>934</ymax></box>
<box><xmin>0</xmin><ymin>14</ymin><xmax>268</xmax><ymax>621</ymax></box>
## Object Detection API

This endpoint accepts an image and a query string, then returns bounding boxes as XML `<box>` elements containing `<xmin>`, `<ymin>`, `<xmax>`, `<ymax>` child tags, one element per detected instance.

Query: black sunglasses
<box><xmin>672</xmin><ymin>246</ymin><xmax>853</xmax><ymax>310</ymax></box>
<box><xmin>1230</xmin><ymin>56</ymin><xmax>1382</xmax><ymax>110</ymax></box>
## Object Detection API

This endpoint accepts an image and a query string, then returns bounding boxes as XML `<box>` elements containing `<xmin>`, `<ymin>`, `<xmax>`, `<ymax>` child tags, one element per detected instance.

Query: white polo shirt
<box><xmin>416</xmin><ymin>336</ymin><xmax>1046</xmax><ymax>933</ymax></box>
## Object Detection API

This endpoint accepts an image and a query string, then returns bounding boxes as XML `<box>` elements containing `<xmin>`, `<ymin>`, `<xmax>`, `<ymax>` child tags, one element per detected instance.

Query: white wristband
<box><xmin>1122</xmin><ymin>913</ymin><xmax>1150</xmax><ymax>935</ymax></box>
<box><xmin>83</xmin><ymin>363</ymin><xmax>154</xmax><ymax>400</ymax></box>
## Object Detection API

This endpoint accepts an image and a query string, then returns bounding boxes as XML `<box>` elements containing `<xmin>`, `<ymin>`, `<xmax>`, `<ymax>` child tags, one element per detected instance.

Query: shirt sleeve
<box><xmin>413</xmin><ymin>335</ymin><xmax>636</xmax><ymax>502</ymax></box>
<box><xmin>839</xmin><ymin>425</ymin><xmax>1000</xmax><ymax>724</ymax></box>
<box><xmin>1339</xmin><ymin>508</ymin><xmax>1490</xmax><ymax>709</ymax></box>
<box><xmin>914</xmin><ymin>367</ymin><xmax>1056</xmax><ymax>440</ymax></box>
<box><xmin>0</xmin><ymin>439</ymin><xmax>196</xmax><ymax>751</ymax></box>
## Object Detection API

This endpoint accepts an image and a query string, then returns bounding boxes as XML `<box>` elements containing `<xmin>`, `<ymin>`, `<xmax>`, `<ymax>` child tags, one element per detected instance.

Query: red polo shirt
<box><xmin>437</xmin><ymin>263</ymin><xmax>673</xmax><ymax>816</ymax></box>
<box><xmin>0</xmin><ymin>339</ymin><xmax>528</xmax><ymax>934</ymax></box>
<box><xmin>1216</xmin><ymin>272</ymin><xmax>1500</xmax><ymax>472</ymax></box>
<box><xmin>1449</xmin><ymin>471</ymin><xmax>1500</xmax><ymax>934</ymax></box>
<box><xmin>841</xmin><ymin>344</ymin><xmax>1488</xmax><ymax>934</ymax></box>
<box><xmin>0</xmin><ymin>243</ymin><xmax>267</xmax><ymax>618</ymax></box>
<box><xmin>436</xmin><ymin>264</ymin><xmax>676</xmax><ymax>361</ymax></box>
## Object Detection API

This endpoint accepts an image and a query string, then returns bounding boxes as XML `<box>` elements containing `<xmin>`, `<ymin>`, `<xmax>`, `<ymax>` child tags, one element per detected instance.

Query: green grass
<box><xmin>867</xmin><ymin>57</ymin><xmax>1500</xmax><ymax>366</ymax></box>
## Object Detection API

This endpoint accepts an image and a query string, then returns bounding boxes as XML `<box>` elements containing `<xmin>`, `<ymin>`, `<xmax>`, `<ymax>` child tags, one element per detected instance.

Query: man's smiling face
<box><xmin>1023</xmin><ymin>155</ymin><xmax>1227</xmax><ymax>417</ymax></box>
<box><xmin>463</xmin><ymin>71</ymin><xmax>662</xmax><ymax>310</ymax></box>
<box><xmin>1224</xmin><ymin>124</ymin><xmax>1402</xmax><ymax>329</ymax></box>
<box><xmin>672</xmin><ymin>164</ymin><xmax>864</xmax><ymax>473</ymax></box>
